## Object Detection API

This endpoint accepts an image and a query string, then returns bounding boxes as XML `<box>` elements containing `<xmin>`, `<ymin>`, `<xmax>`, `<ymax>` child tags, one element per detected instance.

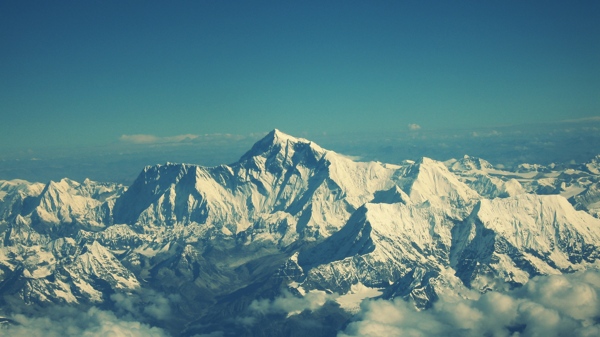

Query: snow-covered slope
<box><xmin>296</xmin><ymin>202</ymin><xmax>456</xmax><ymax>301</ymax></box>
<box><xmin>32</xmin><ymin>178</ymin><xmax>122</xmax><ymax>233</ymax></box>
<box><xmin>451</xmin><ymin>194</ymin><xmax>600</xmax><ymax>291</ymax></box>
<box><xmin>396</xmin><ymin>157</ymin><xmax>480</xmax><ymax>218</ymax></box>
<box><xmin>0</xmin><ymin>179</ymin><xmax>45</xmax><ymax>224</ymax></box>
<box><xmin>572</xmin><ymin>182</ymin><xmax>600</xmax><ymax>218</ymax></box>
<box><xmin>113</xmin><ymin>129</ymin><xmax>400</xmax><ymax>245</ymax></box>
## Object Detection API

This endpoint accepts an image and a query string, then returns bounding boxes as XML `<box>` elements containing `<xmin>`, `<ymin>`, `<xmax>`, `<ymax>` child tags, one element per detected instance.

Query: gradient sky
<box><xmin>1</xmin><ymin>0</ymin><xmax>599</xmax><ymax>151</ymax></box>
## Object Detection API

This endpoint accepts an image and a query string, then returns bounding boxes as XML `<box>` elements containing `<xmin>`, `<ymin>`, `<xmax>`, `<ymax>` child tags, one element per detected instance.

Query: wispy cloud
<box><xmin>560</xmin><ymin>116</ymin><xmax>600</xmax><ymax>123</ymax></box>
<box><xmin>118</xmin><ymin>133</ymin><xmax>255</xmax><ymax>145</ymax></box>
<box><xmin>235</xmin><ymin>289</ymin><xmax>338</xmax><ymax>327</ymax></box>
<box><xmin>471</xmin><ymin>130</ymin><xmax>501</xmax><ymax>138</ymax></box>
<box><xmin>249</xmin><ymin>290</ymin><xmax>336</xmax><ymax>317</ymax></box>
<box><xmin>5</xmin><ymin>306</ymin><xmax>170</xmax><ymax>337</ymax></box>
<box><xmin>408</xmin><ymin>123</ymin><xmax>421</xmax><ymax>131</ymax></box>
<box><xmin>111</xmin><ymin>289</ymin><xmax>181</xmax><ymax>321</ymax></box>
<box><xmin>119</xmin><ymin>134</ymin><xmax>199</xmax><ymax>144</ymax></box>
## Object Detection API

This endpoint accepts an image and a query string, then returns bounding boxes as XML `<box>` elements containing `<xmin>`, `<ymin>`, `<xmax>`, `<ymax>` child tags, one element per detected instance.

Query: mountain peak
<box><xmin>398</xmin><ymin>156</ymin><xmax>480</xmax><ymax>211</ymax></box>
<box><xmin>446</xmin><ymin>155</ymin><xmax>494</xmax><ymax>173</ymax></box>
<box><xmin>271</xmin><ymin>128</ymin><xmax>286</xmax><ymax>139</ymax></box>
<box><xmin>265</xmin><ymin>129</ymin><xmax>306</xmax><ymax>145</ymax></box>
<box><xmin>238</xmin><ymin>129</ymin><xmax>325</xmax><ymax>163</ymax></box>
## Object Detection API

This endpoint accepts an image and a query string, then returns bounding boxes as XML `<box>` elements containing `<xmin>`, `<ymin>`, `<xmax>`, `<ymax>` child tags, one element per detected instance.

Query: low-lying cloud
<box><xmin>249</xmin><ymin>290</ymin><xmax>337</xmax><ymax>317</ymax></box>
<box><xmin>119</xmin><ymin>133</ymin><xmax>253</xmax><ymax>145</ymax></box>
<box><xmin>111</xmin><ymin>289</ymin><xmax>181</xmax><ymax>321</ymax></box>
<box><xmin>119</xmin><ymin>134</ymin><xmax>200</xmax><ymax>144</ymax></box>
<box><xmin>408</xmin><ymin>123</ymin><xmax>421</xmax><ymax>131</ymax></box>
<box><xmin>561</xmin><ymin>116</ymin><xmax>600</xmax><ymax>123</ymax></box>
<box><xmin>1</xmin><ymin>289</ymin><xmax>180</xmax><ymax>336</ymax></box>
<box><xmin>2</xmin><ymin>306</ymin><xmax>169</xmax><ymax>337</ymax></box>
<box><xmin>5</xmin><ymin>271</ymin><xmax>600</xmax><ymax>336</ymax></box>
<box><xmin>340</xmin><ymin>270</ymin><xmax>600</xmax><ymax>337</ymax></box>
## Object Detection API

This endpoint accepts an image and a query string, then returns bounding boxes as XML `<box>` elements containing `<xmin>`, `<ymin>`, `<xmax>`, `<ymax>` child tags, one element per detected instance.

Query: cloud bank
<box><xmin>118</xmin><ymin>133</ymin><xmax>255</xmax><ymax>145</ymax></box>
<box><xmin>561</xmin><ymin>116</ymin><xmax>600</xmax><ymax>123</ymax></box>
<box><xmin>5</xmin><ymin>271</ymin><xmax>600</xmax><ymax>336</ymax></box>
<box><xmin>119</xmin><ymin>134</ymin><xmax>200</xmax><ymax>144</ymax></box>
<box><xmin>340</xmin><ymin>270</ymin><xmax>600</xmax><ymax>337</ymax></box>
<box><xmin>2</xmin><ymin>306</ymin><xmax>169</xmax><ymax>337</ymax></box>
<box><xmin>1</xmin><ymin>289</ymin><xmax>180</xmax><ymax>336</ymax></box>
<box><xmin>111</xmin><ymin>289</ymin><xmax>181</xmax><ymax>321</ymax></box>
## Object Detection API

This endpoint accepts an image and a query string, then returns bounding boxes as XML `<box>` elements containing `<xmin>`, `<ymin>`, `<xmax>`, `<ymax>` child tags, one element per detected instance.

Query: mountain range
<box><xmin>1</xmin><ymin>129</ymin><xmax>599</xmax><ymax>336</ymax></box>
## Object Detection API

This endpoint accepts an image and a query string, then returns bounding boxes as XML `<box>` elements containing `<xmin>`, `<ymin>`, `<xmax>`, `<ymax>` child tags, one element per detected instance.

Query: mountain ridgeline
<box><xmin>1</xmin><ymin>129</ymin><xmax>600</xmax><ymax>336</ymax></box>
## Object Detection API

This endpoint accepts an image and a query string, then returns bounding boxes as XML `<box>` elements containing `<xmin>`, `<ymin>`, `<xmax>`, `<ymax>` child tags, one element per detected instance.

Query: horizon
<box><xmin>2</xmin><ymin>1</ymin><xmax>599</xmax><ymax>155</ymax></box>
<box><xmin>1</xmin><ymin>119</ymin><xmax>599</xmax><ymax>185</ymax></box>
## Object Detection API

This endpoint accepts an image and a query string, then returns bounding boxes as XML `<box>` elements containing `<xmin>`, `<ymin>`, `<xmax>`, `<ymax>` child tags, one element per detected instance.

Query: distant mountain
<box><xmin>1</xmin><ymin>129</ymin><xmax>599</xmax><ymax>336</ymax></box>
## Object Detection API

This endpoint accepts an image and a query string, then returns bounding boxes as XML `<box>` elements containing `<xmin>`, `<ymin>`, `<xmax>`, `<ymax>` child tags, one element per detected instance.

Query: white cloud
<box><xmin>118</xmin><ymin>133</ymin><xmax>257</xmax><ymax>145</ymax></box>
<box><xmin>249</xmin><ymin>290</ymin><xmax>337</xmax><ymax>317</ymax></box>
<box><xmin>4</xmin><ymin>307</ymin><xmax>170</xmax><ymax>337</ymax></box>
<box><xmin>111</xmin><ymin>289</ymin><xmax>181</xmax><ymax>321</ymax></box>
<box><xmin>340</xmin><ymin>270</ymin><xmax>600</xmax><ymax>337</ymax></box>
<box><xmin>232</xmin><ymin>290</ymin><xmax>338</xmax><ymax>328</ymax></box>
<box><xmin>119</xmin><ymin>134</ymin><xmax>199</xmax><ymax>144</ymax></box>
<box><xmin>408</xmin><ymin>124</ymin><xmax>421</xmax><ymax>131</ymax></box>
<box><xmin>119</xmin><ymin>134</ymin><xmax>160</xmax><ymax>144</ymax></box>
<box><xmin>470</xmin><ymin>130</ymin><xmax>502</xmax><ymax>138</ymax></box>
<box><xmin>561</xmin><ymin>116</ymin><xmax>600</xmax><ymax>123</ymax></box>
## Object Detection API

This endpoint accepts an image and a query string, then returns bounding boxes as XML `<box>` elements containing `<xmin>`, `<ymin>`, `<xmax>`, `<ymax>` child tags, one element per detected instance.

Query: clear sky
<box><xmin>1</xmin><ymin>0</ymin><xmax>599</xmax><ymax>151</ymax></box>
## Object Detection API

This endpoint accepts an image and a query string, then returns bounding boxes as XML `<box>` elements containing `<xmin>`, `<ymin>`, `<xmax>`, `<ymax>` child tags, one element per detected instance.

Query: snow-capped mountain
<box><xmin>1</xmin><ymin>129</ymin><xmax>599</xmax><ymax>336</ymax></box>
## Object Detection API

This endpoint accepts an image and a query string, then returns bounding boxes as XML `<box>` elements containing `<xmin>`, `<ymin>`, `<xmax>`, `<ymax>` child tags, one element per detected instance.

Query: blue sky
<box><xmin>1</xmin><ymin>0</ymin><xmax>599</xmax><ymax>152</ymax></box>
